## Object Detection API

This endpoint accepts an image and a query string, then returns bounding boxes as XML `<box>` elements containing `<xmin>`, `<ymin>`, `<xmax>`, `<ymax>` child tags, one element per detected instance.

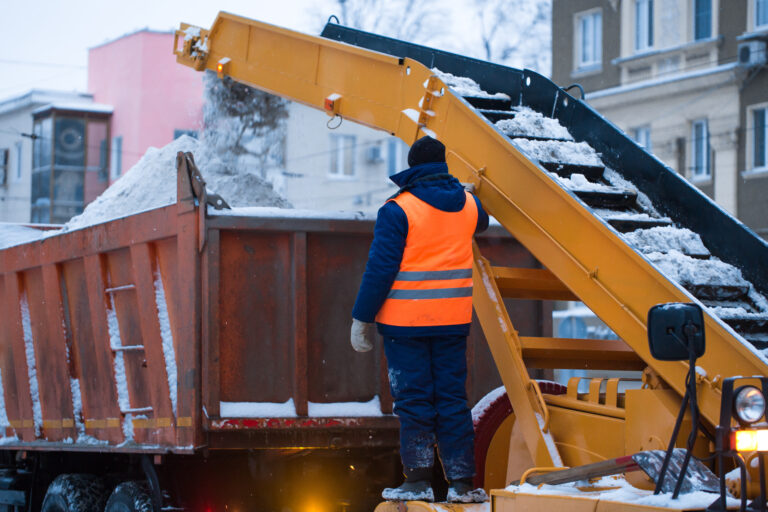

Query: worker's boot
<box><xmin>446</xmin><ymin>479</ymin><xmax>488</xmax><ymax>503</ymax></box>
<box><xmin>382</xmin><ymin>467</ymin><xmax>434</xmax><ymax>502</ymax></box>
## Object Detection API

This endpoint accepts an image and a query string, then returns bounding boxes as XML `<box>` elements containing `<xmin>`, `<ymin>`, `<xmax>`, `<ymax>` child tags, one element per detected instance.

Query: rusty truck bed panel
<box><xmin>0</xmin><ymin>163</ymin><xmax>546</xmax><ymax>452</ymax></box>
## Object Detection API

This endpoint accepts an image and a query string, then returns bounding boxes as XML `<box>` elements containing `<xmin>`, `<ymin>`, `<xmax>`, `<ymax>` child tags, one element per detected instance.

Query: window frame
<box><xmin>747</xmin><ymin>103</ymin><xmax>768</xmax><ymax>173</ymax></box>
<box><xmin>693</xmin><ymin>0</ymin><xmax>712</xmax><ymax>41</ymax></box>
<box><xmin>575</xmin><ymin>9</ymin><xmax>603</xmax><ymax>71</ymax></box>
<box><xmin>631</xmin><ymin>125</ymin><xmax>652</xmax><ymax>152</ymax></box>
<box><xmin>0</xmin><ymin>149</ymin><xmax>8</xmax><ymax>186</ymax></box>
<box><xmin>329</xmin><ymin>134</ymin><xmax>357</xmax><ymax>179</ymax></box>
<box><xmin>110</xmin><ymin>135</ymin><xmax>122</xmax><ymax>180</ymax></box>
<box><xmin>635</xmin><ymin>0</ymin><xmax>654</xmax><ymax>52</ymax></box>
<box><xmin>14</xmin><ymin>141</ymin><xmax>22</xmax><ymax>180</ymax></box>
<box><xmin>690</xmin><ymin>119</ymin><xmax>710</xmax><ymax>180</ymax></box>
<box><xmin>757</xmin><ymin>0</ymin><xmax>768</xmax><ymax>29</ymax></box>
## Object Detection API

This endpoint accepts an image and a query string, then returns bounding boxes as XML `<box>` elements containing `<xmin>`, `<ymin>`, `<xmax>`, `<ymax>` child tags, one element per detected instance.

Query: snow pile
<box><xmin>512</xmin><ymin>139</ymin><xmax>603</xmax><ymax>166</ymax></box>
<box><xmin>646</xmin><ymin>250</ymin><xmax>749</xmax><ymax>289</ymax></box>
<box><xmin>0</xmin><ymin>224</ymin><xmax>45</xmax><ymax>250</ymax></box>
<box><xmin>496</xmin><ymin>108</ymin><xmax>573</xmax><ymax>140</ymax></box>
<box><xmin>20</xmin><ymin>296</ymin><xmax>43</xmax><ymax>437</ymax></box>
<box><xmin>556</xmin><ymin>173</ymin><xmax>619</xmax><ymax>192</ymax></box>
<box><xmin>510</xmin><ymin>475</ymin><xmax>738</xmax><ymax>509</ymax></box>
<box><xmin>154</xmin><ymin>273</ymin><xmax>177</xmax><ymax>418</ymax></box>
<box><xmin>623</xmin><ymin>227</ymin><xmax>710</xmax><ymax>257</ymax></box>
<box><xmin>220</xmin><ymin>397</ymin><xmax>386</xmax><ymax>418</ymax></box>
<box><xmin>594</xmin><ymin>209</ymin><xmax>671</xmax><ymax>223</ymax></box>
<box><xmin>61</xmin><ymin>135</ymin><xmax>290</xmax><ymax>232</ymax></box>
<box><xmin>432</xmin><ymin>68</ymin><xmax>510</xmax><ymax>99</ymax></box>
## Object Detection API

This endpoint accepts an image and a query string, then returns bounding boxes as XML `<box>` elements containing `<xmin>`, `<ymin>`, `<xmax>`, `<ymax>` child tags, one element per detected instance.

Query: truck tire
<box><xmin>40</xmin><ymin>474</ymin><xmax>109</xmax><ymax>512</ymax></box>
<box><xmin>472</xmin><ymin>381</ymin><xmax>567</xmax><ymax>490</ymax></box>
<box><xmin>104</xmin><ymin>482</ymin><xmax>153</xmax><ymax>512</ymax></box>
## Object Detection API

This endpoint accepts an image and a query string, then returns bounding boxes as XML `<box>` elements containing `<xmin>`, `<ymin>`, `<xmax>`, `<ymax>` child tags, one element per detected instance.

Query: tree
<box><xmin>201</xmin><ymin>71</ymin><xmax>289</xmax><ymax>179</ymax></box>
<box><xmin>329</xmin><ymin>0</ymin><xmax>447</xmax><ymax>45</ymax></box>
<box><xmin>470</xmin><ymin>0</ymin><xmax>551</xmax><ymax>74</ymax></box>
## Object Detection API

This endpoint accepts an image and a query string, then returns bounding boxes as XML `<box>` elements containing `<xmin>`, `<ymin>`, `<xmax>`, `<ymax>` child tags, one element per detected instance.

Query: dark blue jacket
<box><xmin>352</xmin><ymin>162</ymin><xmax>489</xmax><ymax>337</ymax></box>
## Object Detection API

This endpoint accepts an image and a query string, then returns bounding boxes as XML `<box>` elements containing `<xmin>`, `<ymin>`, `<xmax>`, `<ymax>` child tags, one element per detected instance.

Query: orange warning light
<box><xmin>733</xmin><ymin>430</ymin><xmax>768</xmax><ymax>451</ymax></box>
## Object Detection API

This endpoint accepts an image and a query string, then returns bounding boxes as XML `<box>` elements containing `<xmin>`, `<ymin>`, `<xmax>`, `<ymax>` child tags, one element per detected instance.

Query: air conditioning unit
<box><xmin>738</xmin><ymin>40</ymin><xmax>767</xmax><ymax>68</ymax></box>
<box><xmin>365</xmin><ymin>144</ymin><xmax>383</xmax><ymax>163</ymax></box>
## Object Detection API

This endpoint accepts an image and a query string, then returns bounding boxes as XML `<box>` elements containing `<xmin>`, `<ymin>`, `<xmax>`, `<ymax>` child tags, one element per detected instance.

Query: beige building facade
<box><xmin>282</xmin><ymin>102</ymin><xmax>407</xmax><ymax>213</ymax></box>
<box><xmin>553</xmin><ymin>0</ymin><xmax>768</xmax><ymax>237</ymax></box>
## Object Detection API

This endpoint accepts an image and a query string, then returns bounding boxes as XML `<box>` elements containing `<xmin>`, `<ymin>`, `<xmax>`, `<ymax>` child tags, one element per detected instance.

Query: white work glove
<box><xmin>350</xmin><ymin>318</ymin><xmax>376</xmax><ymax>352</ymax></box>
<box><xmin>461</xmin><ymin>182</ymin><xmax>475</xmax><ymax>193</ymax></box>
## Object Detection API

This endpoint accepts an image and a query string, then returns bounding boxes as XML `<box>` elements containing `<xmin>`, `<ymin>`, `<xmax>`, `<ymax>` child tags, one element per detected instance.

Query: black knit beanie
<box><xmin>407</xmin><ymin>136</ymin><xmax>446</xmax><ymax>167</ymax></box>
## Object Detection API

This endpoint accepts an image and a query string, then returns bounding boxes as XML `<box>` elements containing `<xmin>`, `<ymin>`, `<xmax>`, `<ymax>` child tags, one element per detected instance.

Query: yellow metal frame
<box><xmin>175</xmin><ymin>11</ymin><xmax>768</xmax><ymax>508</ymax></box>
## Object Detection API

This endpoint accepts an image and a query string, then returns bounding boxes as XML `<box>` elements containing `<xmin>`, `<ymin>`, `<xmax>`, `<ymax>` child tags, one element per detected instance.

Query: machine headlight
<box><xmin>734</xmin><ymin>386</ymin><xmax>766</xmax><ymax>424</ymax></box>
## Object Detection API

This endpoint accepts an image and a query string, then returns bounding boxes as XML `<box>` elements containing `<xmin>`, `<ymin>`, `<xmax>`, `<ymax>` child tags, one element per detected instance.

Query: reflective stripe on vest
<box><xmin>375</xmin><ymin>190</ymin><xmax>478</xmax><ymax>327</ymax></box>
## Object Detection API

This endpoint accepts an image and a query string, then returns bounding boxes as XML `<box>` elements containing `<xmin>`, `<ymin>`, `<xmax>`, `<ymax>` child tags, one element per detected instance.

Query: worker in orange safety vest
<box><xmin>351</xmin><ymin>136</ymin><xmax>489</xmax><ymax>503</ymax></box>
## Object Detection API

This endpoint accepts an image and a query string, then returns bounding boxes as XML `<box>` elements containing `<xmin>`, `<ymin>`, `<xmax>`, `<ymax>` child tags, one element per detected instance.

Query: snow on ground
<box><xmin>496</xmin><ymin>107</ymin><xmax>573</xmax><ymax>140</ymax></box>
<box><xmin>61</xmin><ymin>135</ymin><xmax>290</xmax><ymax>232</ymax></box>
<box><xmin>0</xmin><ymin>223</ymin><xmax>45</xmax><ymax>250</ymax></box>
<box><xmin>432</xmin><ymin>68</ymin><xmax>510</xmax><ymax>99</ymax></box>
<box><xmin>511</xmin><ymin>139</ymin><xmax>603</xmax><ymax>166</ymax></box>
<box><xmin>509</xmin><ymin>475</ymin><xmax>739</xmax><ymax>509</ymax></box>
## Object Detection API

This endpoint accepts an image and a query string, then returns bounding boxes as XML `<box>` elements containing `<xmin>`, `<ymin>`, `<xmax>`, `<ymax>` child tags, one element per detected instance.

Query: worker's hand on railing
<box><xmin>350</xmin><ymin>318</ymin><xmax>376</xmax><ymax>352</ymax></box>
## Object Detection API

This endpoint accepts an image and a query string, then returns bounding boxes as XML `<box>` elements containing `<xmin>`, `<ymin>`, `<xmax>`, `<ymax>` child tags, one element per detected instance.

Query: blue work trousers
<box><xmin>383</xmin><ymin>334</ymin><xmax>475</xmax><ymax>481</ymax></box>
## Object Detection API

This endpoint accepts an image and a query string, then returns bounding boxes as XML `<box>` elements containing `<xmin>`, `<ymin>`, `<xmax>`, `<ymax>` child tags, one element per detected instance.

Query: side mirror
<box><xmin>647</xmin><ymin>303</ymin><xmax>705</xmax><ymax>361</ymax></box>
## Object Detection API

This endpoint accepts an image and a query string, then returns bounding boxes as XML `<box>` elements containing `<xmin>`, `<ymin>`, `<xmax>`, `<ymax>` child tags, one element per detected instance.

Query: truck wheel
<box><xmin>473</xmin><ymin>381</ymin><xmax>567</xmax><ymax>491</ymax></box>
<box><xmin>40</xmin><ymin>474</ymin><xmax>109</xmax><ymax>512</ymax></box>
<box><xmin>104</xmin><ymin>482</ymin><xmax>153</xmax><ymax>512</ymax></box>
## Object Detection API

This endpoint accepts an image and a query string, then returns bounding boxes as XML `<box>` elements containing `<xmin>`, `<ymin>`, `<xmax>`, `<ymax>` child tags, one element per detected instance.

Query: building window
<box><xmin>752</xmin><ymin>107</ymin><xmax>767</xmax><ymax>170</ymax></box>
<box><xmin>0</xmin><ymin>149</ymin><xmax>8</xmax><ymax>186</ymax></box>
<box><xmin>576</xmin><ymin>10</ymin><xmax>602</xmax><ymax>69</ymax></box>
<box><xmin>111</xmin><ymin>136</ymin><xmax>122</xmax><ymax>179</ymax></box>
<box><xmin>635</xmin><ymin>0</ymin><xmax>654</xmax><ymax>51</ymax></box>
<box><xmin>174</xmin><ymin>129</ymin><xmax>198</xmax><ymax>139</ymax></box>
<box><xmin>691</xmin><ymin>119</ymin><xmax>710</xmax><ymax>179</ymax></box>
<box><xmin>631</xmin><ymin>126</ymin><xmax>652</xmax><ymax>151</ymax></box>
<box><xmin>387</xmin><ymin>138</ymin><xmax>408</xmax><ymax>176</ymax></box>
<box><xmin>694</xmin><ymin>0</ymin><xmax>712</xmax><ymax>40</ymax></box>
<box><xmin>330</xmin><ymin>135</ymin><xmax>356</xmax><ymax>177</ymax></box>
<box><xmin>758</xmin><ymin>0</ymin><xmax>768</xmax><ymax>28</ymax></box>
<box><xmin>15</xmin><ymin>141</ymin><xmax>22</xmax><ymax>180</ymax></box>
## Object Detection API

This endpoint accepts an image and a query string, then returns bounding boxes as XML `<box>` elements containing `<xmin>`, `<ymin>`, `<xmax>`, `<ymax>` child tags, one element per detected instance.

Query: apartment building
<box><xmin>553</xmin><ymin>0</ymin><xmax>768</xmax><ymax>238</ymax></box>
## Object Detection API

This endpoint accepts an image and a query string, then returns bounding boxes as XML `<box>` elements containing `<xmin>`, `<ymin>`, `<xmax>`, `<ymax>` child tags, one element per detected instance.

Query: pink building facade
<box><xmin>88</xmin><ymin>29</ymin><xmax>204</xmax><ymax>182</ymax></box>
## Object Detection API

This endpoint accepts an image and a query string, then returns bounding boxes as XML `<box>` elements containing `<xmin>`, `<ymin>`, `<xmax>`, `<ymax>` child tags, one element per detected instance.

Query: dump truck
<box><xmin>1</xmin><ymin>9</ymin><xmax>768</xmax><ymax>512</ymax></box>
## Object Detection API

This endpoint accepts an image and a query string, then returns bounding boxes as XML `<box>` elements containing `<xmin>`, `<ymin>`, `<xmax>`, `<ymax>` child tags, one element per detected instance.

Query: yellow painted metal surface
<box><xmin>484</xmin><ymin>413</ymin><xmax>515</xmax><ymax>491</ymax></box>
<box><xmin>175</xmin><ymin>11</ymin><xmax>768</xmax><ymax>434</ymax></box>
<box><xmin>174</xmin><ymin>12</ymin><xmax>768</xmax><ymax>510</ymax></box>
<box><xmin>471</xmin><ymin>243</ymin><xmax>560</xmax><ymax>467</ymax></box>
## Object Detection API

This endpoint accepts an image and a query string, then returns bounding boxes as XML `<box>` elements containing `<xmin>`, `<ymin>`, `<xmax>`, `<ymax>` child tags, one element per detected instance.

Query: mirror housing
<box><xmin>647</xmin><ymin>303</ymin><xmax>705</xmax><ymax>361</ymax></box>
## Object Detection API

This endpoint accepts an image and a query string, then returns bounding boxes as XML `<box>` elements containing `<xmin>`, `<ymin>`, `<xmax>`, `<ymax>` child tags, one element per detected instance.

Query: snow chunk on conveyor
<box><xmin>623</xmin><ymin>227</ymin><xmax>710</xmax><ymax>257</ymax></box>
<box><xmin>512</xmin><ymin>139</ymin><xmax>603</xmax><ymax>166</ymax></box>
<box><xmin>646</xmin><ymin>250</ymin><xmax>749</xmax><ymax>289</ymax></box>
<box><xmin>62</xmin><ymin>135</ymin><xmax>290</xmax><ymax>232</ymax></box>
<box><xmin>431</xmin><ymin>68</ymin><xmax>510</xmax><ymax>99</ymax></box>
<box><xmin>0</xmin><ymin>224</ymin><xmax>46</xmax><ymax>250</ymax></box>
<box><xmin>556</xmin><ymin>173</ymin><xmax>621</xmax><ymax>192</ymax></box>
<box><xmin>496</xmin><ymin>107</ymin><xmax>573</xmax><ymax>140</ymax></box>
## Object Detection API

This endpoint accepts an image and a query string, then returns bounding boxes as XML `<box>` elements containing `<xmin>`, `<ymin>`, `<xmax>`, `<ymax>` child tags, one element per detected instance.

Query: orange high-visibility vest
<box><xmin>376</xmin><ymin>190</ymin><xmax>478</xmax><ymax>327</ymax></box>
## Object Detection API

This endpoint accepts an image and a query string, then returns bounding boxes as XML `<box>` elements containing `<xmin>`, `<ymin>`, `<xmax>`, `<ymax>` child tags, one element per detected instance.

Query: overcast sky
<box><xmin>0</xmin><ymin>0</ymin><xmax>331</xmax><ymax>99</ymax></box>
